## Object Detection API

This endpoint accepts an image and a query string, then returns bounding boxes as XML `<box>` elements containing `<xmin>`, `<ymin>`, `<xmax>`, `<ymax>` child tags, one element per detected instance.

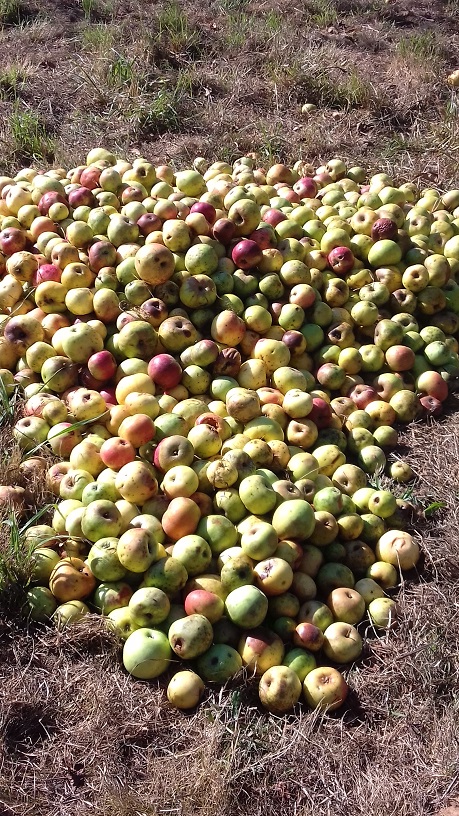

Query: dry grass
<box><xmin>0</xmin><ymin>0</ymin><xmax>455</xmax><ymax>181</ymax></box>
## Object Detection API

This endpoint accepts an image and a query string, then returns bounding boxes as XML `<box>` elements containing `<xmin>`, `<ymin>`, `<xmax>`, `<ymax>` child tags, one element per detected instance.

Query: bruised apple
<box><xmin>49</xmin><ymin>557</ymin><xmax>96</xmax><ymax>602</ymax></box>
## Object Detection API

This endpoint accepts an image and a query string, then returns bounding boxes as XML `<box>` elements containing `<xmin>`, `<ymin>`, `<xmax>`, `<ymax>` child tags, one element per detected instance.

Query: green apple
<box><xmin>197</xmin><ymin>514</ymin><xmax>238</xmax><ymax>555</ymax></box>
<box><xmin>368</xmin><ymin>597</ymin><xmax>397</xmax><ymax>629</ymax></box>
<box><xmin>303</xmin><ymin>666</ymin><xmax>348</xmax><ymax>711</ymax></box>
<box><xmin>141</xmin><ymin>557</ymin><xmax>188</xmax><ymax>596</ymax></box>
<box><xmin>30</xmin><ymin>547</ymin><xmax>60</xmax><ymax>584</ymax></box>
<box><xmin>225</xmin><ymin>585</ymin><xmax>268</xmax><ymax>628</ymax></box>
<box><xmin>322</xmin><ymin>622</ymin><xmax>362</xmax><ymax>663</ymax></box>
<box><xmin>123</xmin><ymin>627</ymin><xmax>171</xmax><ymax>678</ymax></box>
<box><xmin>196</xmin><ymin>644</ymin><xmax>242</xmax><ymax>683</ymax></box>
<box><xmin>53</xmin><ymin>600</ymin><xmax>90</xmax><ymax>627</ymax></box>
<box><xmin>87</xmin><ymin>538</ymin><xmax>126</xmax><ymax>582</ymax></box>
<box><xmin>238</xmin><ymin>474</ymin><xmax>277</xmax><ymax>515</ymax></box>
<box><xmin>169</xmin><ymin>614</ymin><xmax>213</xmax><ymax>659</ymax></box>
<box><xmin>271</xmin><ymin>499</ymin><xmax>315</xmax><ymax>541</ymax></box>
<box><xmin>282</xmin><ymin>647</ymin><xmax>316</xmax><ymax>681</ymax></box>
<box><xmin>129</xmin><ymin>587</ymin><xmax>170</xmax><ymax>627</ymax></box>
<box><xmin>240</xmin><ymin>519</ymin><xmax>278</xmax><ymax>560</ymax></box>
<box><xmin>172</xmin><ymin>534</ymin><xmax>212</xmax><ymax>576</ymax></box>
<box><xmin>27</xmin><ymin>586</ymin><xmax>58</xmax><ymax>621</ymax></box>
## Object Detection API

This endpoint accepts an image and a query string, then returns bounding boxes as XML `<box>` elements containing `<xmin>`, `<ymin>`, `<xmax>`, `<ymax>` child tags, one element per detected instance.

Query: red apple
<box><xmin>140</xmin><ymin>298</ymin><xmax>168</xmax><ymax>328</ymax></box>
<box><xmin>308</xmin><ymin>397</ymin><xmax>332</xmax><ymax>429</ymax></box>
<box><xmin>249</xmin><ymin>227</ymin><xmax>277</xmax><ymax>249</ymax></box>
<box><xmin>137</xmin><ymin>213</ymin><xmax>162</xmax><ymax>236</ymax></box>
<box><xmin>88</xmin><ymin>241</ymin><xmax>117</xmax><ymax>273</ymax></box>
<box><xmin>88</xmin><ymin>350</ymin><xmax>118</xmax><ymax>381</ymax></box>
<box><xmin>33</xmin><ymin>263</ymin><xmax>62</xmax><ymax>285</ymax></box>
<box><xmin>68</xmin><ymin>187</ymin><xmax>96</xmax><ymax>208</ymax></box>
<box><xmin>293</xmin><ymin>177</ymin><xmax>318</xmax><ymax>198</ymax></box>
<box><xmin>148</xmin><ymin>353</ymin><xmax>182</xmax><ymax>391</ymax></box>
<box><xmin>0</xmin><ymin>227</ymin><xmax>27</xmax><ymax>255</ymax></box>
<box><xmin>100</xmin><ymin>436</ymin><xmax>136</xmax><ymax>469</ymax></box>
<box><xmin>371</xmin><ymin>218</ymin><xmax>398</xmax><ymax>241</ymax></box>
<box><xmin>80</xmin><ymin>166</ymin><xmax>102</xmax><ymax>190</ymax></box>
<box><xmin>190</xmin><ymin>201</ymin><xmax>216</xmax><ymax>224</ymax></box>
<box><xmin>122</xmin><ymin>185</ymin><xmax>145</xmax><ymax>204</ymax></box>
<box><xmin>420</xmin><ymin>395</ymin><xmax>443</xmax><ymax>416</ymax></box>
<box><xmin>416</xmin><ymin>371</ymin><xmax>449</xmax><ymax>402</ymax></box>
<box><xmin>38</xmin><ymin>191</ymin><xmax>68</xmax><ymax>216</ymax></box>
<box><xmin>100</xmin><ymin>387</ymin><xmax>117</xmax><ymax>406</ymax></box>
<box><xmin>314</xmin><ymin>171</ymin><xmax>333</xmax><ymax>186</ymax></box>
<box><xmin>327</xmin><ymin>246</ymin><xmax>355</xmax><ymax>275</ymax></box>
<box><xmin>349</xmin><ymin>385</ymin><xmax>378</xmax><ymax>409</ymax></box>
<box><xmin>289</xmin><ymin>283</ymin><xmax>316</xmax><ymax>309</ymax></box>
<box><xmin>79</xmin><ymin>368</ymin><xmax>105</xmax><ymax>390</ymax></box>
<box><xmin>262</xmin><ymin>208</ymin><xmax>287</xmax><ymax>227</ymax></box>
<box><xmin>212</xmin><ymin>218</ymin><xmax>236</xmax><ymax>244</ymax></box>
<box><xmin>293</xmin><ymin>622</ymin><xmax>324</xmax><ymax>652</ymax></box>
<box><xmin>232</xmin><ymin>239</ymin><xmax>263</xmax><ymax>270</ymax></box>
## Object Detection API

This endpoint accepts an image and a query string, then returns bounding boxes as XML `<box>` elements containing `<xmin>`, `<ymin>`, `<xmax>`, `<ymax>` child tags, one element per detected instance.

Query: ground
<box><xmin>0</xmin><ymin>0</ymin><xmax>459</xmax><ymax>814</ymax></box>
<box><xmin>0</xmin><ymin>0</ymin><xmax>457</xmax><ymax>183</ymax></box>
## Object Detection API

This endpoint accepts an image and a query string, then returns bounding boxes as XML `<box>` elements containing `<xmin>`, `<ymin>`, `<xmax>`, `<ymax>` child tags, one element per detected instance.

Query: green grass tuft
<box><xmin>0</xmin><ymin>63</ymin><xmax>26</xmax><ymax>99</ymax></box>
<box><xmin>157</xmin><ymin>1</ymin><xmax>194</xmax><ymax>51</ymax></box>
<box><xmin>9</xmin><ymin>105</ymin><xmax>54</xmax><ymax>161</ymax></box>
<box><xmin>307</xmin><ymin>0</ymin><xmax>339</xmax><ymax>27</ymax></box>
<box><xmin>0</xmin><ymin>0</ymin><xmax>23</xmax><ymax>25</ymax></box>
<box><xmin>136</xmin><ymin>88</ymin><xmax>182</xmax><ymax>135</ymax></box>
<box><xmin>108</xmin><ymin>54</ymin><xmax>134</xmax><ymax>85</ymax></box>
<box><xmin>82</xmin><ymin>22</ymin><xmax>115</xmax><ymax>49</ymax></box>
<box><xmin>397</xmin><ymin>31</ymin><xmax>440</xmax><ymax>62</ymax></box>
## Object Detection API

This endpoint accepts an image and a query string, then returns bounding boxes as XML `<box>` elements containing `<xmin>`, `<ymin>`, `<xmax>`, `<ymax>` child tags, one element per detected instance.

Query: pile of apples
<box><xmin>1</xmin><ymin>147</ymin><xmax>457</xmax><ymax>714</ymax></box>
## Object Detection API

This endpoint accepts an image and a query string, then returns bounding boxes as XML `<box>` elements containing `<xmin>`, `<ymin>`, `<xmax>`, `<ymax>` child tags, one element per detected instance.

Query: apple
<box><xmin>53</xmin><ymin>600</ymin><xmax>90</xmax><ymax>627</ymax></box>
<box><xmin>220</xmin><ymin>554</ymin><xmax>254</xmax><ymax>593</ymax></box>
<box><xmin>81</xmin><ymin>500</ymin><xmax>122</xmax><ymax>542</ymax></box>
<box><xmin>87</xmin><ymin>538</ymin><xmax>126</xmax><ymax>582</ymax></box>
<box><xmin>254</xmin><ymin>557</ymin><xmax>293</xmax><ymax>596</ymax></box>
<box><xmin>259</xmin><ymin>665</ymin><xmax>302</xmax><ymax>713</ymax></box>
<box><xmin>238</xmin><ymin>626</ymin><xmax>284</xmax><ymax>674</ymax></box>
<box><xmin>327</xmin><ymin>246</ymin><xmax>354</xmax><ymax>275</ymax></box>
<box><xmin>115</xmin><ymin>461</ymin><xmax>158</xmax><ymax>504</ymax></box>
<box><xmin>196</xmin><ymin>644</ymin><xmax>242</xmax><ymax>683</ymax></box>
<box><xmin>322</xmin><ymin>622</ymin><xmax>363</xmax><ymax>663</ymax></box>
<box><xmin>29</xmin><ymin>547</ymin><xmax>60</xmax><ymax>584</ymax></box>
<box><xmin>27</xmin><ymin>586</ymin><xmax>58</xmax><ymax>621</ymax></box>
<box><xmin>49</xmin><ymin>557</ymin><xmax>96</xmax><ymax>602</ymax></box>
<box><xmin>375</xmin><ymin>529</ymin><xmax>420</xmax><ymax>570</ymax></box>
<box><xmin>239</xmin><ymin>518</ymin><xmax>277</xmax><ymax>560</ymax></box>
<box><xmin>128</xmin><ymin>587</ymin><xmax>170</xmax><ymax>627</ymax></box>
<box><xmin>271</xmin><ymin>499</ymin><xmax>315</xmax><ymax>541</ymax></box>
<box><xmin>123</xmin><ymin>627</ymin><xmax>171</xmax><ymax>679</ymax></box>
<box><xmin>282</xmin><ymin>647</ymin><xmax>316</xmax><ymax>681</ymax></box>
<box><xmin>167</xmin><ymin>671</ymin><xmax>205</xmax><ymax>709</ymax></box>
<box><xmin>142</xmin><ymin>556</ymin><xmax>188</xmax><ymax>596</ymax></box>
<box><xmin>303</xmin><ymin>666</ymin><xmax>348</xmax><ymax>711</ymax></box>
<box><xmin>232</xmin><ymin>239</ymin><xmax>263</xmax><ymax>269</ymax></box>
<box><xmin>239</xmin><ymin>474</ymin><xmax>277</xmax><ymax>515</ymax></box>
<box><xmin>225</xmin><ymin>585</ymin><xmax>268</xmax><ymax>628</ymax></box>
<box><xmin>368</xmin><ymin>597</ymin><xmax>397</xmax><ymax>629</ymax></box>
<box><xmin>117</xmin><ymin>528</ymin><xmax>159</xmax><ymax>572</ymax></box>
<box><xmin>148</xmin><ymin>353</ymin><xmax>182</xmax><ymax>390</ymax></box>
<box><xmin>327</xmin><ymin>588</ymin><xmax>365</xmax><ymax>625</ymax></box>
<box><xmin>169</xmin><ymin>613</ymin><xmax>213</xmax><ymax>659</ymax></box>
